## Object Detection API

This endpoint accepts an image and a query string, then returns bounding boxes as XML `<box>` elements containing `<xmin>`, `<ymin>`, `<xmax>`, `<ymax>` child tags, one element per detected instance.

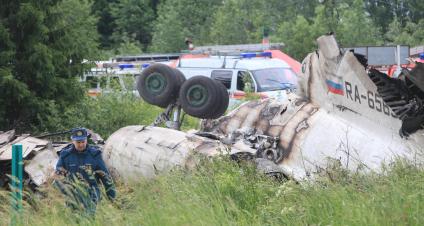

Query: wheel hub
<box><xmin>146</xmin><ymin>73</ymin><xmax>166</xmax><ymax>94</ymax></box>
<box><xmin>186</xmin><ymin>85</ymin><xmax>208</xmax><ymax>107</ymax></box>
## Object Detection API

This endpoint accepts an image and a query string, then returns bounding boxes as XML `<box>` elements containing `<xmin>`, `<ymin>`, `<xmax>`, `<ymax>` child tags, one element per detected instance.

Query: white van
<box><xmin>175</xmin><ymin>53</ymin><xmax>298</xmax><ymax>102</ymax></box>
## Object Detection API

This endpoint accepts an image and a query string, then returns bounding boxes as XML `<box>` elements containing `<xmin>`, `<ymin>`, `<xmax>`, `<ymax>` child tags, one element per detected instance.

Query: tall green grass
<box><xmin>1</xmin><ymin>158</ymin><xmax>423</xmax><ymax>226</ymax></box>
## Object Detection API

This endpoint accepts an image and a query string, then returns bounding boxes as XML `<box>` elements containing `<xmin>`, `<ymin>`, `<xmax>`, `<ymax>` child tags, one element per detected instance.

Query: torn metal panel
<box><xmin>0</xmin><ymin>129</ymin><xmax>104</xmax><ymax>188</ymax></box>
<box><xmin>0</xmin><ymin>134</ymin><xmax>51</xmax><ymax>188</ymax></box>
<box><xmin>0</xmin><ymin>130</ymin><xmax>15</xmax><ymax>147</ymax></box>
<box><xmin>103</xmin><ymin>126</ymin><xmax>192</xmax><ymax>180</ymax></box>
<box><xmin>0</xmin><ymin>136</ymin><xmax>48</xmax><ymax>160</ymax></box>
<box><xmin>25</xmin><ymin>148</ymin><xmax>58</xmax><ymax>186</ymax></box>
<box><xmin>104</xmin><ymin>125</ymin><xmax>238</xmax><ymax>181</ymax></box>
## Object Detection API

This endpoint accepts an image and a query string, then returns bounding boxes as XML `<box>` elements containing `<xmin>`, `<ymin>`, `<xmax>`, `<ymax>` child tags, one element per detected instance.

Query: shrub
<box><xmin>36</xmin><ymin>92</ymin><xmax>199</xmax><ymax>138</ymax></box>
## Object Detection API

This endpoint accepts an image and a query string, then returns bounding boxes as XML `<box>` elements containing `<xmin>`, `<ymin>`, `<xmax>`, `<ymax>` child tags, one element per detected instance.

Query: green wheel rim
<box><xmin>186</xmin><ymin>84</ymin><xmax>208</xmax><ymax>107</ymax></box>
<box><xmin>146</xmin><ymin>73</ymin><xmax>167</xmax><ymax>94</ymax></box>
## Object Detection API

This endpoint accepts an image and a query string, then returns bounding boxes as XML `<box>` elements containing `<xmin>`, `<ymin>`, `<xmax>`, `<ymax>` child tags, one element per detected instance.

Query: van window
<box><xmin>211</xmin><ymin>70</ymin><xmax>232</xmax><ymax>89</ymax></box>
<box><xmin>237</xmin><ymin>71</ymin><xmax>255</xmax><ymax>92</ymax></box>
<box><xmin>86</xmin><ymin>76</ymin><xmax>100</xmax><ymax>89</ymax></box>
<box><xmin>252</xmin><ymin>68</ymin><xmax>297</xmax><ymax>92</ymax></box>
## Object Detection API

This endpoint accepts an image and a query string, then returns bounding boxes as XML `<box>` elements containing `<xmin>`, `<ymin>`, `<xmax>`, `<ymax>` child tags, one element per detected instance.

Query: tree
<box><xmin>272</xmin><ymin>4</ymin><xmax>336</xmax><ymax>61</ymax></box>
<box><xmin>336</xmin><ymin>0</ymin><xmax>382</xmax><ymax>47</ymax></box>
<box><xmin>273</xmin><ymin>15</ymin><xmax>319</xmax><ymax>61</ymax></box>
<box><xmin>114</xmin><ymin>36</ymin><xmax>143</xmax><ymax>55</ymax></box>
<box><xmin>92</xmin><ymin>0</ymin><xmax>119</xmax><ymax>48</ymax></box>
<box><xmin>209</xmin><ymin>0</ymin><xmax>321</xmax><ymax>46</ymax></box>
<box><xmin>149</xmin><ymin>4</ymin><xmax>187</xmax><ymax>52</ymax></box>
<box><xmin>110</xmin><ymin>0</ymin><xmax>155</xmax><ymax>51</ymax></box>
<box><xmin>386</xmin><ymin>17</ymin><xmax>424</xmax><ymax>46</ymax></box>
<box><xmin>209</xmin><ymin>0</ymin><xmax>254</xmax><ymax>45</ymax></box>
<box><xmin>149</xmin><ymin>0</ymin><xmax>223</xmax><ymax>52</ymax></box>
<box><xmin>365</xmin><ymin>0</ymin><xmax>424</xmax><ymax>41</ymax></box>
<box><xmin>0</xmin><ymin>0</ymin><xmax>99</xmax><ymax>131</ymax></box>
<box><xmin>365</xmin><ymin>0</ymin><xmax>395</xmax><ymax>36</ymax></box>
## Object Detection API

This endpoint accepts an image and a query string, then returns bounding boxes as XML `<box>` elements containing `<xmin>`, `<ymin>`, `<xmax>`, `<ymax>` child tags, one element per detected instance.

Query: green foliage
<box><xmin>0</xmin><ymin>0</ymin><xmax>99</xmax><ymax>131</ymax></box>
<box><xmin>210</xmin><ymin>0</ymin><xmax>264</xmax><ymax>45</ymax></box>
<box><xmin>149</xmin><ymin>0</ymin><xmax>223</xmax><ymax>52</ymax></box>
<box><xmin>274</xmin><ymin>0</ymin><xmax>383</xmax><ymax>61</ymax></box>
<box><xmin>97</xmin><ymin>0</ymin><xmax>424</xmax><ymax>58</ymax></box>
<box><xmin>335</xmin><ymin>0</ymin><xmax>383</xmax><ymax>46</ymax></box>
<box><xmin>273</xmin><ymin>15</ymin><xmax>319</xmax><ymax>60</ymax></box>
<box><xmin>113</xmin><ymin>36</ymin><xmax>143</xmax><ymax>56</ymax></box>
<box><xmin>149</xmin><ymin>3</ymin><xmax>188</xmax><ymax>53</ymax></box>
<box><xmin>386</xmin><ymin>17</ymin><xmax>424</xmax><ymax>46</ymax></box>
<box><xmin>364</xmin><ymin>0</ymin><xmax>424</xmax><ymax>42</ymax></box>
<box><xmin>36</xmin><ymin>93</ymin><xmax>199</xmax><ymax>138</ymax></box>
<box><xmin>92</xmin><ymin>0</ymin><xmax>119</xmax><ymax>48</ymax></box>
<box><xmin>1</xmin><ymin>158</ymin><xmax>424</xmax><ymax>225</ymax></box>
<box><xmin>110</xmin><ymin>0</ymin><xmax>154</xmax><ymax>51</ymax></box>
<box><xmin>198</xmin><ymin>0</ymin><xmax>319</xmax><ymax>47</ymax></box>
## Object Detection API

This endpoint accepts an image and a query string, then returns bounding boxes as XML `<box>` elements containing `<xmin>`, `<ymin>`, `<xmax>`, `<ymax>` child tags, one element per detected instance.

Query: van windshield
<box><xmin>252</xmin><ymin>68</ymin><xmax>297</xmax><ymax>92</ymax></box>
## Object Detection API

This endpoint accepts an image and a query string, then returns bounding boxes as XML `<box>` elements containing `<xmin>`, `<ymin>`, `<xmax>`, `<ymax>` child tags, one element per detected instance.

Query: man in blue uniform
<box><xmin>55</xmin><ymin>128</ymin><xmax>116</xmax><ymax>213</ymax></box>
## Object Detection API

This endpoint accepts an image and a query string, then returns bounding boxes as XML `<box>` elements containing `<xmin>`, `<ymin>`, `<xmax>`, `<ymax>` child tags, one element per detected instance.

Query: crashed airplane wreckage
<box><xmin>104</xmin><ymin>34</ymin><xmax>424</xmax><ymax>182</ymax></box>
<box><xmin>1</xmin><ymin>34</ymin><xmax>423</xmax><ymax>188</ymax></box>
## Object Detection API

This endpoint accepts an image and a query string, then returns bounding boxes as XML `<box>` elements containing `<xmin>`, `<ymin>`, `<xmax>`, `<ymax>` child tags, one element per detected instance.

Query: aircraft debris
<box><xmin>0</xmin><ymin>129</ymin><xmax>103</xmax><ymax>188</ymax></box>
<box><xmin>103</xmin><ymin>34</ymin><xmax>424</xmax><ymax>182</ymax></box>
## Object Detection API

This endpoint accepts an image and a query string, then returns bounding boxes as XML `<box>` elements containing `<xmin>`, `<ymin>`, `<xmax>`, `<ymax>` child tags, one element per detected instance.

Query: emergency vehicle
<box><xmin>174</xmin><ymin>51</ymin><xmax>299</xmax><ymax>103</ymax></box>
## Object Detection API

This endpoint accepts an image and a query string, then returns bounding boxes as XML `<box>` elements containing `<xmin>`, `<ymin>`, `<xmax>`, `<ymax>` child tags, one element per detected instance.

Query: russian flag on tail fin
<box><xmin>326</xmin><ymin>79</ymin><xmax>344</xmax><ymax>95</ymax></box>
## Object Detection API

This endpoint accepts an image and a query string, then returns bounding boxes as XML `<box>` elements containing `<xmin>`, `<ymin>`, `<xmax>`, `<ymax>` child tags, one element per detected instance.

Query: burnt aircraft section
<box><xmin>103</xmin><ymin>34</ymin><xmax>423</xmax><ymax>182</ymax></box>
<box><xmin>368</xmin><ymin>64</ymin><xmax>424</xmax><ymax>136</ymax></box>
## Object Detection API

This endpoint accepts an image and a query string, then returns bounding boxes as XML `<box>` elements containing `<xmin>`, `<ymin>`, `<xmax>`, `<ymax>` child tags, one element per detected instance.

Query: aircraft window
<box><xmin>211</xmin><ymin>70</ymin><xmax>232</xmax><ymax>89</ymax></box>
<box><xmin>237</xmin><ymin>71</ymin><xmax>255</xmax><ymax>92</ymax></box>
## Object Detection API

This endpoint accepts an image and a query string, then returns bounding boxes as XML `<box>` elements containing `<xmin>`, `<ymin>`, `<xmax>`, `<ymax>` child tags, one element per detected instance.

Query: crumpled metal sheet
<box><xmin>0</xmin><ymin>136</ymin><xmax>48</xmax><ymax>161</ymax></box>
<box><xmin>0</xmin><ymin>129</ymin><xmax>104</xmax><ymax>188</ymax></box>
<box><xmin>0</xmin><ymin>130</ymin><xmax>15</xmax><ymax>147</ymax></box>
<box><xmin>24</xmin><ymin>148</ymin><xmax>58</xmax><ymax>186</ymax></box>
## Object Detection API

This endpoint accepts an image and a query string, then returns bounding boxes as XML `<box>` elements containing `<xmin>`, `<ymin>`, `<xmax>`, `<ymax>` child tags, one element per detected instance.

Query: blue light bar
<box><xmin>241</xmin><ymin>53</ymin><xmax>257</xmax><ymax>58</ymax></box>
<box><xmin>142</xmin><ymin>63</ymin><xmax>150</xmax><ymax>68</ymax></box>
<box><xmin>119</xmin><ymin>64</ymin><xmax>134</xmax><ymax>69</ymax></box>
<box><xmin>260</xmin><ymin>52</ymin><xmax>272</xmax><ymax>57</ymax></box>
<box><xmin>241</xmin><ymin>52</ymin><xmax>272</xmax><ymax>58</ymax></box>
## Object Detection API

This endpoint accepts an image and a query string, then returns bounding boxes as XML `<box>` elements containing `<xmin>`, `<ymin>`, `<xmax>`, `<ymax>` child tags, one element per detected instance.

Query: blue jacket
<box><xmin>55</xmin><ymin>144</ymin><xmax>116</xmax><ymax>202</ymax></box>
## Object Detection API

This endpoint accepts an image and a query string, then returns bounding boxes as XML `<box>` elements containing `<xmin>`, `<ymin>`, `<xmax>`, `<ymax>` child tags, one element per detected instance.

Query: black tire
<box><xmin>209</xmin><ymin>80</ymin><xmax>229</xmax><ymax>119</ymax></box>
<box><xmin>179</xmin><ymin>76</ymin><xmax>220</xmax><ymax>118</ymax></box>
<box><xmin>137</xmin><ymin>64</ymin><xmax>181</xmax><ymax>108</ymax></box>
<box><xmin>172</xmin><ymin>68</ymin><xmax>186</xmax><ymax>85</ymax></box>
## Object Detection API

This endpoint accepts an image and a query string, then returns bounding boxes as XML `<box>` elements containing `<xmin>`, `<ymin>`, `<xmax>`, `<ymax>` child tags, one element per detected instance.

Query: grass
<box><xmin>1</xmin><ymin>158</ymin><xmax>423</xmax><ymax>226</ymax></box>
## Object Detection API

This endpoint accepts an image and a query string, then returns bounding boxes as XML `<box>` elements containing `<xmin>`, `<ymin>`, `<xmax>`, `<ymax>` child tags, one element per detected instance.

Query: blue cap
<box><xmin>420</xmin><ymin>53</ymin><xmax>424</xmax><ymax>60</ymax></box>
<box><xmin>71</xmin><ymin>128</ymin><xmax>88</xmax><ymax>141</ymax></box>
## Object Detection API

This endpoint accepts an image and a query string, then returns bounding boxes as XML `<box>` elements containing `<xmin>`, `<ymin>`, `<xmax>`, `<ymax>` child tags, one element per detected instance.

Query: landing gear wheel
<box><xmin>172</xmin><ymin>68</ymin><xmax>186</xmax><ymax>85</ymax></box>
<box><xmin>137</xmin><ymin>64</ymin><xmax>182</xmax><ymax>108</ymax></box>
<box><xmin>179</xmin><ymin>76</ymin><xmax>220</xmax><ymax>118</ymax></box>
<box><xmin>208</xmin><ymin>80</ymin><xmax>229</xmax><ymax>119</ymax></box>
